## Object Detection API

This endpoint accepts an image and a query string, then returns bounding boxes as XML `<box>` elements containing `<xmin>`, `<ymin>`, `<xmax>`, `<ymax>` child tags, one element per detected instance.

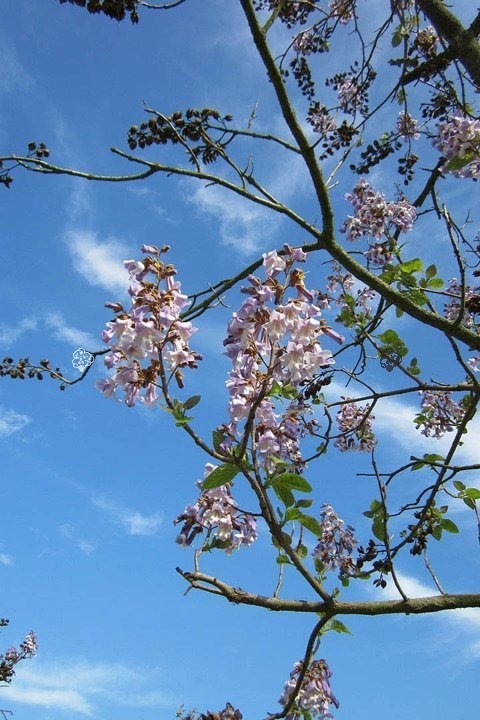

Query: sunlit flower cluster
<box><xmin>396</xmin><ymin>111</ymin><xmax>420</xmax><ymax>140</ymax></box>
<box><xmin>0</xmin><ymin>631</ymin><xmax>37</xmax><ymax>684</ymax></box>
<box><xmin>279</xmin><ymin>659</ymin><xmax>339</xmax><ymax>720</ymax></box>
<box><xmin>433</xmin><ymin>116</ymin><xmax>480</xmax><ymax>179</ymax></box>
<box><xmin>312</xmin><ymin>504</ymin><xmax>357</xmax><ymax>578</ymax></box>
<box><xmin>416</xmin><ymin>390</ymin><xmax>465</xmax><ymax>438</ymax></box>
<box><xmin>468</xmin><ymin>355</ymin><xmax>480</xmax><ymax>372</ymax></box>
<box><xmin>341</xmin><ymin>179</ymin><xmax>416</xmax><ymax>240</ymax></box>
<box><xmin>218</xmin><ymin>247</ymin><xmax>343</xmax><ymax>470</ymax></box>
<box><xmin>364</xmin><ymin>242</ymin><xmax>392</xmax><ymax>267</ymax></box>
<box><xmin>97</xmin><ymin>245</ymin><xmax>201</xmax><ymax>407</ymax></box>
<box><xmin>174</xmin><ymin>464</ymin><xmax>257</xmax><ymax>554</ymax></box>
<box><xmin>334</xmin><ymin>399</ymin><xmax>376</xmax><ymax>451</ymax></box>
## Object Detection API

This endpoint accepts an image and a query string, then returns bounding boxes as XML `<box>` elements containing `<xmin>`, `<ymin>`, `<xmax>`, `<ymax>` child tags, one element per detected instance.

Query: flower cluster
<box><xmin>320</xmin><ymin>262</ymin><xmax>377</xmax><ymax>321</ymax></box>
<box><xmin>341</xmin><ymin>179</ymin><xmax>416</xmax><ymax>240</ymax></box>
<box><xmin>444</xmin><ymin>277</ymin><xmax>477</xmax><ymax>327</ymax></box>
<box><xmin>396</xmin><ymin>111</ymin><xmax>420</xmax><ymax>140</ymax></box>
<box><xmin>293</xmin><ymin>31</ymin><xmax>315</xmax><ymax>55</ymax></box>
<box><xmin>335</xmin><ymin>399</ymin><xmax>376</xmax><ymax>451</ymax></box>
<box><xmin>468</xmin><ymin>355</ymin><xmax>480</xmax><ymax>372</ymax></box>
<box><xmin>416</xmin><ymin>25</ymin><xmax>438</xmax><ymax>57</ymax></box>
<box><xmin>336</xmin><ymin>78</ymin><xmax>362</xmax><ymax>113</ymax></box>
<box><xmin>433</xmin><ymin>115</ymin><xmax>480</xmax><ymax>179</ymax></box>
<box><xmin>279</xmin><ymin>659</ymin><xmax>339</xmax><ymax>720</ymax></box>
<box><xmin>416</xmin><ymin>390</ymin><xmax>465</xmax><ymax>438</ymax></box>
<box><xmin>364</xmin><ymin>242</ymin><xmax>392</xmax><ymax>267</ymax></box>
<box><xmin>329</xmin><ymin>0</ymin><xmax>355</xmax><ymax>24</ymax></box>
<box><xmin>219</xmin><ymin>247</ymin><xmax>343</xmax><ymax>471</ymax></box>
<box><xmin>307</xmin><ymin>103</ymin><xmax>336</xmax><ymax>136</ymax></box>
<box><xmin>199</xmin><ymin>704</ymin><xmax>243</xmax><ymax>720</ymax></box>
<box><xmin>174</xmin><ymin>464</ymin><xmax>257</xmax><ymax>554</ymax></box>
<box><xmin>312</xmin><ymin>504</ymin><xmax>357</xmax><ymax>578</ymax></box>
<box><xmin>97</xmin><ymin>245</ymin><xmax>201</xmax><ymax>407</ymax></box>
<box><xmin>0</xmin><ymin>631</ymin><xmax>37</xmax><ymax>684</ymax></box>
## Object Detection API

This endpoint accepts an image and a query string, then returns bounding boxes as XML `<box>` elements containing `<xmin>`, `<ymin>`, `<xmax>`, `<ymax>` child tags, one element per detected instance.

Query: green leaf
<box><xmin>183</xmin><ymin>394</ymin><xmax>201</xmax><ymax>410</ymax></box>
<box><xmin>298</xmin><ymin>514</ymin><xmax>323</xmax><ymax>537</ymax></box>
<box><xmin>445</xmin><ymin>153</ymin><xmax>473</xmax><ymax>171</ymax></box>
<box><xmin>396</xmin><ymin>88</ymin><xmax>405</xmax><ymax>104</ymax></box>
<box><xmin>274</xmin><ymin>473</ymin><xmax>312</xmax><ymax>493</ymax></box>
<box><xmin>431</xmin><ymin>526</ymin><xmax>442</xmax><ymax>541</ymax></box>
<box><xmin>273</xmin><ymin>484</ymin><xmax>295</xmax><ymax>508</ymax></box>
<box><xmin>426</xmin><ymin>277</ymin><xmax>444</xmax><ymax>289</ymax></box>
<box><xmin>378</xmin><ymin>329</ymin><xmax>400</xmax><ymax>344</ymax></box>
<box><xmin>276</xmin><ymin>554</ymin><xmax>291</xmax><ymax>565</ymax></box>
<box><xmin>453</xmin><ymin>480</ymin><xmax>466</xmax><ymax>492</ymax></box>
<box><xmin>392</xmin><ymin>29</ymin><xmax>403</xmax><ymax>47</ymax></box>
<box><xmin>201</xmin><ymin>463</ymin><xmax>239</xmax><ymax>490</ymax></box>
<box><xmin>296</xmin><ymin>543</ymin><xmax>308</xmax><ymax>559</ymax></box>
<box><xmin>399</xmin><ymin>258</ymin><xmax>423</xmax><ymax>274</ymax></box>
<box><xmin>372</xmin><ymin>516</ymin><xmax>386</xmax><ymax>542</ymax></box>
<box><xmin>212</xmin><ymin>430</ymin><xmax>225</xmax><ymax>453</ymax></box>
<box><xmin>424</xmin><ymin>453</ymin><xmax>445</xmax><ymax>464</ymax></box>
<box><xmin>284</xmin><ymin>507</ymin><xmax>301</xmax><ymax>523</ymax></box>
<box><xmin>296</xmin><ymin>498</ymin><xmax>314</xmax><ymax>509</ymax></box>
<box><xmin>425</xmin><ymin>264</ymin><xmax>437</xmax><ymax>279</ymax></box>
<box><xmin>329</xmin><ymin>619</ymin><xmax>352</xmax><ymax>635</ymax></box>
<box><xmin>465</xmin><ymin>488</ymin><xmax>480</xmax><ymax>500</ymax></box>
<box><xmin>370</xmin><ymin>499</ymin><xmax>382</xmax><ymax>513</ymax></box>
<box><xmin>463</xmin><ymin>497</ymin><xmax>476</xmax><ymax>510</ymax></box>
<box><xmin>441</xmin><ymin>518</ymin><xmax>459</xmax><ymax>534</ymax></box>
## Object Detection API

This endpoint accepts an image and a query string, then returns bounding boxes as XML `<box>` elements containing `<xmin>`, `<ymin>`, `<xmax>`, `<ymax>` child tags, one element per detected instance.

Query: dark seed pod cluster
<box><xmin>58</xmin><ymin>0</ymin><xmax>139</xmax><ymax>23</ymax></box>
<box><xmin>127</xmin><ymin>108</ymin><xmax>232</xmax><ymax>165</ymax></box>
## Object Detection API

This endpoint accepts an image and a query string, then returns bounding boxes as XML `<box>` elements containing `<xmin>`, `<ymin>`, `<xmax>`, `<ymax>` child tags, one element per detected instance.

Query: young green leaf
<box><xmin>201</xmin><ymin>463</ymin><xmax>239</xmax><ymax>490</ymax></box>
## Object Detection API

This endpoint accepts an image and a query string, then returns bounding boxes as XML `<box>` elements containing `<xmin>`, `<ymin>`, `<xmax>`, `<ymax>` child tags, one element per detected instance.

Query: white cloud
<box><xmin>0</xmin><ymin>552</ymin><xmax>13</xmax><ymax>566</ymax></box>
<box><xmin>65</xmin><ymin>230</ymin><xmax>130</xmax><ymax>294</ymax></box>
<box><xmin>91</xmin><ymin>496</ymin><xmax>163</xmax><ymax>536</ymax></box>
<box><xmin>0</xmin><ymin>317</ymin><xmax>37</xmax><ymax>349</ymax></box>
<box><xmin>45</xmin><ymin>311</ymin><xmax>97</xmax><ymax>350</ymax></box>
<box><xmin>6</xmin><ymin>660</ymin><xmax>175</xmax><ymax>716</ymax></box>
<box><xmin>0</xmin><ymin>406</ymin><xmax>30</xmax><ymax>438</ymax></box>
<box><xmin>58</xmin><ymin>524</ymin><xmax>96</xmax><ymax>556</ymax></box>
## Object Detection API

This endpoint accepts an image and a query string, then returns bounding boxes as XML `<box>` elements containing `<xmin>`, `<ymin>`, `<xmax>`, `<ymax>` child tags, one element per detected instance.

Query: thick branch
<box><xmin>416</xmin><ymin>0</ymin><xmax>480</xmax><ymax>87</ymax></box>
<box><xmin>177</xmin><ymin>569</ymin><xmax>480</xmax><ymax>616</ymax></box>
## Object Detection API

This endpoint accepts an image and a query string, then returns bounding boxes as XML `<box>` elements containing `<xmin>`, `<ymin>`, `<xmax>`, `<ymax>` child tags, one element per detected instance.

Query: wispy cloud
<box><xmin>65</xmin><ymin>229</ymin><xmax>130</xmax><ymax>294</ymax></box>
<box><xmin>0</xmin><ymin>38</ymin><xmax>33</xmax><ymax>95</ymax></box>
<box><xmin>0</xmin><ymin>317</ymin><xmax>37</xmax><ymax>349</ymax></box>
<box><xmin>186</xmin><ymin>153</ymin><xmax>310</xmax><ymax>255</ymax></box>
<box><xmin>0</xmin><ymin>552</ymin><xmax>13</xmax><ymax>566</ymax></box>
<box><xmin>91</xmin><ymin>496</ymin><xmax>163</xmax><ymax>536</ymax></box>
<box><xmin>0</xmin><ymin>406</ymin><xmax>30</xmax><ymax>438</ymax></box>
<box><xmin>58</xmin><ymin>524</ymin><xmax>96</xmax><ymax>556</ymax></box>
<box><xmin>377</xmin><ymin>571</ymin><xmax>480</xmax><ymax>659</ymax></box>
<box><xmin>45</xmin><ymin>311</ymin><xmax>97</xmax><ymax>350</ymax></box>
<box><xmin>6</xmin><ymin>659</ymin><xmax>175</xmax><ymax>716</ymax></box>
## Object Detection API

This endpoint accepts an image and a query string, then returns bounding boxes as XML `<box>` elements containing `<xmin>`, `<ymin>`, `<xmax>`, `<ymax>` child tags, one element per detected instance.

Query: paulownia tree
<box><xmin>2</xmin><ymin>0</ymin><xmax>480</xmax><ymax>717</ymax></box>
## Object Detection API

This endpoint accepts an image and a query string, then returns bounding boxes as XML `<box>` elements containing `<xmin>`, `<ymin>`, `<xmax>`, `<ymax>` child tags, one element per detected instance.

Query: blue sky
<box><xmin>1</xmin><ymin>2</ymin><xmax>480</xmax><ymax>719</ymax></box>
